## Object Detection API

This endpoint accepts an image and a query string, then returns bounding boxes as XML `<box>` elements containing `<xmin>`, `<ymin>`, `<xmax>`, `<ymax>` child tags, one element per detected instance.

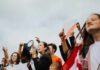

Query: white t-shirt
<box><xmin>87</xmin><ymin>41</ymin><xmax>100</xmax><ymax>70</ymax></box>
<box><xmin>6</xmin><ymin>63</ymin><xmax>29</xmax><ymax>70</ymax></box>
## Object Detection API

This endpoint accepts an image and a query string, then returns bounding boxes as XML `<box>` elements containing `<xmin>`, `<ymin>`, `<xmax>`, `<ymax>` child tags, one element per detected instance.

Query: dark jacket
<box><xmin>33</xmin><ymin>53</ymin><xmax>52</xmax><ymax>70</ymax></box>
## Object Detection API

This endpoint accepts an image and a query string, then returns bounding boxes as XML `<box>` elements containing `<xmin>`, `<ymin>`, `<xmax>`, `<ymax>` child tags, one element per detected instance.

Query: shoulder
<box><xmin>41</xmin><ymin>54</ymin><xmax>52</xmax><ymax>62</ymax></box>
<box><xmin>42</xmin><ymin>53</ymin><xmax>51</xmax><ymax>59</ymax></box>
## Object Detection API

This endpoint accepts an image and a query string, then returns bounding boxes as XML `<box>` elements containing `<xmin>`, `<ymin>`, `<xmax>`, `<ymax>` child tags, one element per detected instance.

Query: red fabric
<box><xmin>61</xmin><ymin>45</ymin><xmax>82</xmax><ymax>70</ymax></box>
<box><xmin>76</xmin><ymin>60</ymin><xmax>82</xmax><ymax>70</ymax></box>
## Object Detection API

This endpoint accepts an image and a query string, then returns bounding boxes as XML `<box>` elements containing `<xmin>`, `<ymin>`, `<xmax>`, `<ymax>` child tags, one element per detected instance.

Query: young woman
<box><xmin>3</xmin><ymin>47</ymin><xmax>29</xmax><ymax>70</ymax></box>
<box><xmin>2</xmin><ymin>47</ymin><xmax>20</xmax><ymax>65</ymax></box>
<box><xmin>10</xmin><ymin>52</ymin><xmax>20</xmax><ymax>65</ymax></box>
<box><xmin>30</xmin><ymin>41</ymin><xmax>52</xmax><ymax>70</ymax></box>
<box><xmin>61</xmin><ymin>13</ymin><xmax>100</xmax><ymax>70</ymax></box>
<box><xmin>85</xmin><ymin>13</ymin><xmax>100</xmax><ymax>70</ymax></box>
<box><xmin>2</xmin><ymin>47</ymin><xmax>20</xmax><ymax>69</ymax></box>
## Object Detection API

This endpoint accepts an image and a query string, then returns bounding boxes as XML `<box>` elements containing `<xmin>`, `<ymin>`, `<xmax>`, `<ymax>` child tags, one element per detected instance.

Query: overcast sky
<box><xmin>0</xmin><ymin>0</ymin><xmax>100</xmax><ymax>65</ymax></box>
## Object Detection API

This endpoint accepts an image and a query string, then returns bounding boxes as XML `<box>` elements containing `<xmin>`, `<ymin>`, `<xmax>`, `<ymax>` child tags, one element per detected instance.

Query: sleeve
<box><xmin>69</xmin><ymin>36</ymin><xmax>75</xmax><ymax>49</ymax></box>
<box><xmin>59</xmin><ymin>45</ymin><xmax>68</xmax><ymax>62</ymax></box>
<box><xmin>59</xmin><ymin>39</ymin><xmax>71</xmax><ymax>62</ymax></box>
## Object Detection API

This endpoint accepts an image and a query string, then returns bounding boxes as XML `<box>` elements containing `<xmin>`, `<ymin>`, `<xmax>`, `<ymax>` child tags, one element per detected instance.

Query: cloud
<box><xmin>0</xmin><ymin>0</ymin><xmax>100</xmax><ymax>65</ymax></box>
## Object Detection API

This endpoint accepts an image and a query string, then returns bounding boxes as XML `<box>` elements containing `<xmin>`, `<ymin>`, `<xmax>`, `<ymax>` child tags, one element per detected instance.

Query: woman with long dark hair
<box><xmin>2</xmin><ymin>46</ymin><xmax>29</xmax><ymax>70</ymax></box>
<box><xmin>85</xmin><ymin>13</ymin><xmax>100</xmax><ymax>70</ymax></box>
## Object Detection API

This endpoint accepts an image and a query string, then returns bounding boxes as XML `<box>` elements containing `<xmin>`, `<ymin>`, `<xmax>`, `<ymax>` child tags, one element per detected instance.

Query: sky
<box><xmin>0</xmin><ymin>0</ymin><xmax>100</xmax><ymax>67</ymax></box>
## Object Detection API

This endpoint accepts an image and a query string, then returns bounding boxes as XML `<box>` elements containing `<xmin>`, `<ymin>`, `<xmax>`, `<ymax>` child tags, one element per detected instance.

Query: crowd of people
<box><xmin>0</xmin><ymin>13</ymin><xmax>100</xmax><ymax>70</ymax></box>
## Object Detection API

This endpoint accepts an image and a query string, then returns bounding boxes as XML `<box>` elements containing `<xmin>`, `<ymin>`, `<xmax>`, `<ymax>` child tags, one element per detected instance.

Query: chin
<box><xmin>87</xmin><ymin>28</ymin><xmax>99</xmax><ymax>34</ymax></box>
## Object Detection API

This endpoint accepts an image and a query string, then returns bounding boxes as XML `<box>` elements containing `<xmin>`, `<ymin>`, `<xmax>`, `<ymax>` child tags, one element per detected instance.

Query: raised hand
<box><xmin>2</xmin><ymin>47</ymin><xmax>7</xmax><ymax>53</ymax></box>
<box><xmin>59</xmin><ymin>28</ymin><xmax>66</xmax><ymax>41</ymax></box>
<box><xmin>35</xmin><ymin>37</ymin><xmax>40</xmax><ymax>43</ymax></box>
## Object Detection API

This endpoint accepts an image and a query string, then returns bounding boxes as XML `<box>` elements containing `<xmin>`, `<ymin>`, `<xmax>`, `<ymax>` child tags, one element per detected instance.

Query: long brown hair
<box><xmin>79</xmin><ymin>13</ymin><xmax>100</xmax><ymax>58</ymax></box>
<box><xmin>76</xmin><ymin>23</ymin><xmax>94</xmax><ymax>58</ymax></box>
<box><xmin>10</xmin><ymin>52</ymin><xmax>20</xmax><ymax>64</ymax></box>
<box><xmin>80</xmin><ymin>25</ymin><xmax>94</xmax><ymax>58</ymax></box>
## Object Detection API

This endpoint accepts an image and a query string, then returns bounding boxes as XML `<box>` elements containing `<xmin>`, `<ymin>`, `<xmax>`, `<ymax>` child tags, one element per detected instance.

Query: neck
<box><xmin>92</xmin><ymin>30</ymin><xmax>100</xmax><ymax>41</ymax></box>
<box><xmin>41</xmin><ymin>51</ymin><xmax>45</xmax><ymax>55</ymax></box>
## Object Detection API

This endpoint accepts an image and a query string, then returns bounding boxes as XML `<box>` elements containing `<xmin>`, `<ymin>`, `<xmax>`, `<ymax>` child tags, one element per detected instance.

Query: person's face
<box><xmin>48</xmin><ymin>46</ymin><xmax>54</xmax><ymax>54</ymax></box>
<box><xmin>38</xmin><ymin>42</ymin><xmax>46</xmax><ymax>53</ymax></box>
<box><xmin>86</xmin><ymin>14</ymin><xmax>100</xmax><ymax>33</ymax></box>
<box><xmin>30</xmin><ymin>47</ymin><xmax>36</xmax><ymax>55</ymax></box>
<box><xmin>11</xmin><ymin>53</ymin><xmax>18</xmax><ymax>62</ymax></box>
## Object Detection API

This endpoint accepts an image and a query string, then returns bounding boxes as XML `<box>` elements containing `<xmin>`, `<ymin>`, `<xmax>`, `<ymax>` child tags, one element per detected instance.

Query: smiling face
<box><xmin>11</xmin><ymin>53</ymin><xmax>18</xmax><ymax>62</ymax></box>
<box><xmin>38</xmin><ymin>42</ymin><xmax>47</xmax><ymax>54</ymax></box>
<box><xmin>11</xmin><ymin>52</ymin><xmax>20</xmax><ymax>64</ymax></box>
<box><xmin>86</xmin><ymin>14</ymin><xmax>100</xmax><ymax>34</ymax></box>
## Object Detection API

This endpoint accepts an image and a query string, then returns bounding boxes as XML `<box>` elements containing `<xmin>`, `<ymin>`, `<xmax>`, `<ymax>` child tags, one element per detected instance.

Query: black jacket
<box><xmin>32</xmin><ymin>53</ymin><xmax>52</xmax><ymax>70</ymax></box>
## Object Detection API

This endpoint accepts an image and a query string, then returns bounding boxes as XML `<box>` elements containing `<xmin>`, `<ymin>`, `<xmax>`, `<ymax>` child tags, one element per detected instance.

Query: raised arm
<box><xmin>18</xmin><ymin>43</ymin><xmax>24</xmax><ymax>58</ymax></box>
<box><xmin>2</xmin><ymin>47</ymin><xmax>9</xmax><ymax>64</ymax></box>
<box><xmin>59</xmin><ymin>29</ymin><xmax>69</xmax><ymax>53</ymax></box>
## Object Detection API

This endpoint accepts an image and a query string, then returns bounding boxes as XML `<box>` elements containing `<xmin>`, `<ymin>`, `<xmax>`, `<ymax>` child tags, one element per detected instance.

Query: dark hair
<box><xmin>82</xmin><ymin>13</ymin><xmax>100</xmax><ymax>47</ymax></box>
<box><xmin>42</xmin><ymin>41</ymin><xmax>48</xmax><ymax>48</ymax></box>
<box><xmin>79</xmin><ymin>15</ymin><xmax>99</xmax><ymax>58</ymax></box>
<box><xmin>93</xmin><ymin>13</ymin><xmax>100</xmax><ymax>19</ymax></box>
<box><xmin>48</xmin><ymin>43</ymin><xmax>57</xmax><ymax>53</ymax></box>
<box><xmin>80</xmin><ymin>13</ymin><xmax>100</xmax><ymax>58</ymax></box>
<box><xmin>80</xmin><ymin>25</ymin><xmax>94</xmax><ymax>58</ymax></box>
<box><xmin>10</xmin><ymin>52</ymin><xmax>20</xmax><ymax>64</ymax></box>
<box><xmin>21</xmin><ymin>43</ymin><xmax>31</xmax><ymax>63</ymax></box>
<box><xmin>40</xmin><ymin>41</ymin><xmax>49</xmax><ymax>52</ymax></box>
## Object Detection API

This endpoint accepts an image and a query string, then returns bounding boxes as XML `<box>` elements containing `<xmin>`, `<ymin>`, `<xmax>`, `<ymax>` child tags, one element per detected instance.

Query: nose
<box><xmin>86</xmin><ymin>19</ymin><xmax>93</xmax><ymax>26</ymax></box>
<box><xmin>87</xmin><ymin>19</ymin><xmax>92</xmax><ymax>24</ymax></box>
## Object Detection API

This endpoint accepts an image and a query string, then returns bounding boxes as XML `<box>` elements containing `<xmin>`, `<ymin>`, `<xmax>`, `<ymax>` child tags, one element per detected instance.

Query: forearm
<box><xmin>61</xmin><ymin>40</ymin><xmax>68</xmax><ymax>53</ymax></box>
<box><xmin>59</xmin><ymin>45</ymin><xmax>68</xmax><ymax>61</ymax></box>
<box><xmin>3</xmin><ymin>49</ymin><xmax>9</xmax><ymax>64</ymax></box>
